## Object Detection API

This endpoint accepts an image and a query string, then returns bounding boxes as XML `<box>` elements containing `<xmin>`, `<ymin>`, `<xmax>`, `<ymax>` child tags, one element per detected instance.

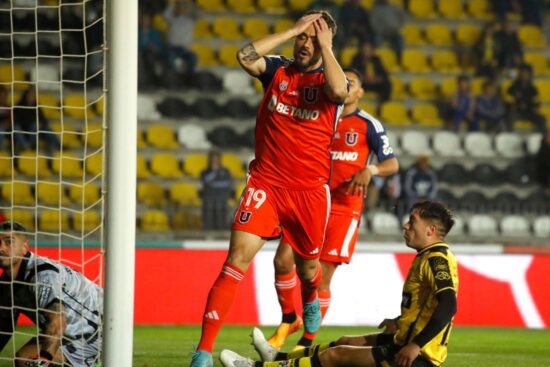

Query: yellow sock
<box><xmin>263</xmin><ymin>357</ymin><xmax>313</xmax><ymax>367</ymax></box>
<box><xmin>286</xmin><ymin>342</ymin><xmax>332</xmax><ymax>359</ymax></box>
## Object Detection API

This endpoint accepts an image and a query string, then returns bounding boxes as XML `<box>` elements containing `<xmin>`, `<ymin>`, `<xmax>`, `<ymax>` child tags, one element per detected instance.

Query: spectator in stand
<box><xmin>535</xmin><ymin>131</ymin><xmax>550</xmax><ymax>188</ymax></box>
<box><xmin>404</xmin><ymin>155</ymin><xmax>437</xmax><ymax>210</ymax></box>
<box><xmin>370</xmin><ymin>0</ymin><xmax>405</xmax><ymax>62</ymax></box>
<box><xmin>473</xmin><ymin>22</ymin><xmax>501</xmax><ymax>79</ymax></box>
<box><xmin>474</xmin><ymin>80</ymin><xmax>509</xmax><ymax>132</ymax></box>
<box><xmin>506</xmin><ymin>63</ymin><xmax>547</xmax><ymax>132</ymax></box>
<box><xmin>138</xmin><ymin>13</ymin><xmax>168</xmax><ymax>87</ymax></box>
<box><xmin>494</xmin><ymin>20</ymin><xmax>523</xmax><ymax>72</ymax></box>
<box><xmin>339</xmin><ymin>0</ymin><xmax>373</xmax><ymax>47</ymax></box>
<box><xmin>164</xmin><ymin>0</ymin><xmax>198</xmax><ymax>75</ymax></box>
<box><xmin>491</xmin><ymin>0</ymin><xmax>519</xmax><ymax>20</ymax></box>
<box><xmin>367</xmin><ymin>173</ymin><xmax>403</xmax><ymax>218</ymax></box>
<box><xmin>0</xmin><ymin>86</ymin><xmax>12</xmax><ymax>151</ymax></box>
<box><xmin>450</xmin><ymin>74</ymin><xmax>476</xmax><ymax>132</ymax></box>
<box><xmin>520</xmin><ymin>0</ymin><xmax>544</xmax><ymax>27</ymax></box>
<box><xmin>200</xmin><ymin>150</ymin><xmax>234</xmax><ymax>230</ymax></box>
<box><xmin>351</xmin><ymin>42</ymin><xmax>391</xmax><ymax>103</ymax></box>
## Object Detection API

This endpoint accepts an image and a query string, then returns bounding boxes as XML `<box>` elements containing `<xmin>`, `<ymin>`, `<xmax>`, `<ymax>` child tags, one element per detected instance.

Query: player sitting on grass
<box><xmin>0</xmin><ymin>222</ymin><xmax>103</xmax><ymax>367</ymax></box>
<box><xmin>221</xmin><ymin>200</ymin><xmax>459</xmax><ymax>367</ymax></box>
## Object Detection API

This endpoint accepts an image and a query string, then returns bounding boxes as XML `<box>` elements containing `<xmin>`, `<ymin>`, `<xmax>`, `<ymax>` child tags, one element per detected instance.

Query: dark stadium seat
<box><xmin>37</xmin><ymin>8</ymin><xmax>59</xmax><ymax>31</ymax></box>
<box><xmin>160</xmin><ymin>69</ymin><xmax>188</xmax><ymax>90</ymax></box>
<box><xmin>505</xmin><ymin>159</ymin><xmax>536</xmax><ymax>185</ymax></box>
<box><xmin>157</xmin><ymin>97</ymin><xmax>193</xmax><ymax>118</ymax></box>
<box><xmin>193</xmin><ymin>97</ymin><xmax>222</xmax><ymax>119</ymax></box>
<box><xmin>471</xmin><ymin>163</ymin><xmax>501</xmax><ymax>186</ymax></box>
<box><xmin>191</xmin><ymin>71</ymin><xmax>222</xmax><ymax>92</ymax></box>
<box><xmin>37</xmin><ymin>37</ymin><xmax>60</xmax><ymax>57</ymax></box>
<box><xmin>438</xmin><ymin>163</ymin><xmax>469</xmax><ymax>185</ymax></box>
<box><xmin>12</xmin><ymin>9</ymin><xmax>35</xmax><ymax>32</ymax></box>
<box><xmin>208</xmin><ymin>126</ymin><xmax>240</xmax><ymax>148</ymax></box>
<box><xmin>522</xmin><ymin>189</ymin><xmax>550</xmax><ymax>214</ymax></box>
<box><xmin>460</xmin><ymin>190</ymin><xmax>489</xmax><ymax>213</ymax></box>
<box><xmin>224</xmin><ymin>98</ymin><xmax>256</xmax><ymax>119</ymax></box>
<box><xmin>491</xmin><ymin>191</ymin><xmax>521</xmax><ymax>214</ymax></box>
<box><xmin>241</xmin><ymin>127</ymin><xmax>256</xmax><ymax>148</ymax></box>
<box><xmin>437</xmin><ymin>189</ymin><xmax>458</xmax><ymax>209</ymax></box>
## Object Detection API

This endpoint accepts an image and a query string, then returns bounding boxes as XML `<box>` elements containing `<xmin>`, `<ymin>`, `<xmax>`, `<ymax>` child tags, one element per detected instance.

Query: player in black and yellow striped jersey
<box><xmin>220</xmin><ymin>200</ymin><xmax>458</xmax><ymax>367</ymax></box>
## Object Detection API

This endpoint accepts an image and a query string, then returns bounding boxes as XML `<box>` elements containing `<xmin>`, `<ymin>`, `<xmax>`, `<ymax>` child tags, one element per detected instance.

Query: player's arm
<box><xmin>315</xmin><ymin>19</ymin><xmax>348</xmax><ymax>103</ymax></box>
<box><xmin>36</xmin><ymin>302</ymin><xmax>66</xmax><ymax>364</ymax></box>
<box><xmin>237</xmin><ymin>13</ymin><xmax>323</xmax><ymax>77</ymax></box>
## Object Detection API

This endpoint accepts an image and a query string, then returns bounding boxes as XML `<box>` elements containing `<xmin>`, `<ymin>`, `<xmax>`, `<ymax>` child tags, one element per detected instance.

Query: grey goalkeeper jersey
<box><xmin>0</xmin><ymin>252</ymin><xmax>103</xmax><ymax>366</ymax></box>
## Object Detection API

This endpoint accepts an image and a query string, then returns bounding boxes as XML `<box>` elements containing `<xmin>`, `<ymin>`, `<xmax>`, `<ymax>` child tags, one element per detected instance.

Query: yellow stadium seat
<box><xmin>137</xmin><ymin>155</ymin><xmax>151</xmax><ymax>179</ymax></box>
<box><xmin>193</xmin><ymin>19</ymin><xmax>212</xmax><ymax>38</ymax></box>
<box><xmin>534</xmin><ymin>80</ymin><xmax>550</xmax><ymax>102</ymax></box>
<box><xmin>524</xmin><ymin>53</ymin><xmax>549</xmax><ymax>75</ymax></box>
<box><xmin>137</xmin><ymin>182</ymin><xmax>165</xmax><ymax>206</ymax></box>
<box><xmin>36</xmin><ymin>181</ymin><xmax>70</xmax><ymax>206</ymax></box>
<box><xmin>0</xmin><ymin>64</ymin><xmax>26</xmax><ymax>83</ymax></box>
<box><xmin>85</xmin><ymin>153</ymin><xmax>102</xmax><ymax>177</ymax></box>
<box><xmin>234</xmin><ymin>181</ymin><xmax>246</xmax><ymax>201</ymax></box>
<box><xmin>73</xmin><ymin>210</ymin><xmax>100</xmax><ymax>232</ymax></box>
<box><xmin>339</xmin><ymin>47</ymin><xmax>358</xmax><ymax>68</ymax></box>
<box><xmin>152</xmin><ymin>14</ymin><xmax>168</xmax><ymax>33</ymax></box>
<box><xmin>51</xmin><ymin>152</ymin><xmax>83</xmax><ymax>178</ymax></box>
<box><xmin>212</xmin><ymin>17</ymin><xmax>241</xmax><ymax>41</ymax></box>
<box><xmin>431</xmin><ymin>50</ymin><xmax>460</xmax><ymax>72</ymax></box>
<box><xmin>288</xmin><ymin>0</ymin><xmax>313</xmax><ymax>11</ymax></box>
<box><xmin>172</xmin><ymin>211</ymin><xmax>202</xmax><ymax>230</ymax></box>
<box><xmin>470</xmin><ymin>77</ymin><xmax>486</xmax><ymax>95</ymax></box>
<box><xmin>380</xmin><ymin>102</ymin><xmax>410</xmax><ymax>125</ymax></box>
<box><xmin>400</xmin><ymin>24</ymin><xmax>425</xmax><ymax>46</ymax></box>
<box><xmin>221</xmin><ymin>153</ymin><xmax>246</xmax><ymax>179</ymax></box>
<box><xmin>150</xmin><ymin>153</ymin><xmax>183</xmax><ymax>178</ymax></box>
<box><xmin>409</xmin><ymin>0</ymin><xmax>436</xmax><ymax>18</ymax></box>
<box><xmin>467</xmin><ymin>0</ymin><xmax>492</xmax><ymax>19</ymax></box>
<box><xmin>69</xmin><ymin>182</ymin><xmax>100</xmax><ymax>207</ymax></box>
<box><xmin>39</xmin><ymin>210</ymin><xmax>70</xmax><ymax>232</ymax></box>
<box><xmin>411</xmin><ymin>103</ymin><xmax>443</xmax><ymax>127</ymax></box>
<box><xmin>401</xmin><ymin>49</ymin><xmax>430</xmax><ymax>72</ymax></box>
<box><xmin>358</xmin><ymin>100</ymin><xmax>377</xmax><ymax>115</ymax></box>
<box><xmin>63</xmin><ymin>94</ymin><xmax>96</xmax><ymax>119</ymax></box>
<box><xmin>540</xmin><ymin>107</ymin><xmax>550</xmax><ymax>128</ymax></box>
<box><xmin>390</xmin><ymin>77</ymin><xmax>407</xmax><ymax>99</ymax></box>
<box><xmin>190</xmin><ymin>44</ymin><xmax>218</xmax><ymax>67</ymax></box>
<box><xmin>274</xmin><ymin>19</ymin><xmax>295</xmax><ymax>34</ymax></box>
<box><xmin>243</xmin><ymin>18</ymin><xmax>270</xmax><ymax>39</ymax></box>
<box><xmin>438</xmin><ymin>0</ymin><xmax>465</xmax><ymax>18</ymax></box>
<box><xmin>1</xmin><ymin>181</ymin><xmax>34</xmax><ymax>205</ymax></box>
<box><xmin>196</xmin><ymin>0</ymin><xmax>226</xmax><ymax>12</ymax></box>
<box><xmin>5</xmin><ymin>209</ymin><xmax>34</xmax><ymax>230</ymax></box>
<box><xmin>137</xmin><ymin>129</ymin><xmax>147</xmax><ymax>149</ymax></box>
<box><xmin>184</xmin><ymin>153</ymin><xmax>208</xmax><ymax>178</ymax></box>
<box><xmin>501</xmin><ymin>79</ymin><xmax>513</xmax><ymax>99</ymax></box>
<box><xmin>518</xmin><ymin>25</ymin><xmax>546</xmax><ymax>48</ymax></box>
<box><xmin>280</xmin><ymin>45</ymin><xmax>294</xmax><ymax>58</ymax></box>
<box><xmin>17</xmin><ymin>151</ymin><xmax>51</xmax><ymax>178</ymax></box>
<box><xmin>141</xmin><ymin>210</ymin><xmax>170</xmax><ymax>232</ymax></box>
<box><xmin>0</xmin><ymin>152</ymin><xmax>13</xmax><ymax>177</ymax></box>
<box><xmin>257</xmin><ymin>0</ymin><xmax>286</xmax><ymax>14</ymax></box>
<box><xmin>376</xmin><ymin>48</ymin><xmax>400</xmax><ymax>72</ymax></box>
<box><xmin>425</xmin><ymin>24</ymin><xmax>453</xmax><ymax>46</ymax></box>
<box><xmin>146</xmin><ymin>123</ymin><xmax>178</xmax><ymax>149</ymax></box>
<box><xmin>38</xmin><ymin>93</ymin><xmax>61</xmax><ymax>119</ymax></box>
<box><xmin>439</xmin><ymin>78</ymin><xmax>457</xmax><ymax>98</ymax></box>
<box><xmin>227</xmin><ymin>0</ymin><xmax>256</xmax><ymax>13</ymax></box>
<box><xmin>170</xmin><ymin>182</ymin><xmax>201</xmax><ymax>207</ymax></box>
<box><xmin>409</xmin><ymin>77</ymin><xmax>436</xmax><ymax>99</ymax></box>
<box><xmin>456</xmin><ymin>24</ymin><xmax>481</xmax><ymax>45</ymax></box>
<box><xmin>83</xmin><ymin>122</ymin><xmax>103</xmax><ymax>148</ymax></box>
<box><xmin>218</xmin><ymin>45</ymin><xmax>241</xmax><ymax>68</ymax></box>
<box><xmin>50</xmin><ymin>121</ymin><xmax>81</xmax><ymax>148</ymax></box>
<box><xmin>94</xmin><ymin>96</ymin><xmax>104</xmax><ymax>116</ymax></box>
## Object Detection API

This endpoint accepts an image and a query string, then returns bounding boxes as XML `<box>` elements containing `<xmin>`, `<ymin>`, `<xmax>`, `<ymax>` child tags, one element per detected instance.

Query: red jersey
<box><xmin>249</xmin><ymin>56</ymin><xmax>343</xmax><ymax>189</ymax></box>
<box><xmin>330</xmin><ymin>109</ymin><xmax>396</xmax><ymax>214</ymax></box>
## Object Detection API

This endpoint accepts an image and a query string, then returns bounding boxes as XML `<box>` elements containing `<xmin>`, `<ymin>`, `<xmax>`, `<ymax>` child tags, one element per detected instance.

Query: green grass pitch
<box><xmin>1</xmin><ymin>325</ymin><xmax>550</xmax><ymax>366</ymax></box>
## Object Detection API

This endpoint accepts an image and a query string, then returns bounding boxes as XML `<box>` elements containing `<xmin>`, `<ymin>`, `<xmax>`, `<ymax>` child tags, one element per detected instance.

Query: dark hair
<box><xmin>0</xmin><ymin>221</ymin><xmax>28</xmax><ymax>233</ymax></box>
<box><xmin>304</xmin><ymin>10</ymin><xmax>337</xmax><ymax>36</ymax></box>
<box><xmin>343</xmin><ymin>67</ymin><xmax>363</xmax><ymax>83</ymax></box>
<box><xmin>457</xmin><ymin>74</ymin><xmax>470</xmax><ymax>83</ymax></box>
<box><xmin>411</xmin><ymin>200</ymin><xmax>455</xmax><ymax>237</ymax></box>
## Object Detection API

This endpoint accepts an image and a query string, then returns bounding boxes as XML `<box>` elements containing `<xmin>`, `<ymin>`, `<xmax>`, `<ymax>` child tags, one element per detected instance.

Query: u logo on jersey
<box><xmin>238</xmin><ymin>211</ymin><xmax>252</xmax><ymax>223</ymax></box>
<box><xmin>303</xmin><ymin>87</ymin><xmax>319</xmax><ymax>104</ymax></box>
<box><xmin>345</xmin><ymin>132</ymin><xmax>359</xmax><ymax>146</ymax></box>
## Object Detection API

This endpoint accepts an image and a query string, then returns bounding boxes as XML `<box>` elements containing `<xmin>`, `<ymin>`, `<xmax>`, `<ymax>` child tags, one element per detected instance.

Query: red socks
<box><xmin>300</xmin><ymin>263</ymin><xmax>322</xmax><ymax>304</ymax></box>
<box><xmin>275</xmin><ymin>270</ymin><xmax>298</xmax><ymax>315</ymax></box>
<box><xmin>197</xmin><ymin>263</ymin><xmax>244</xmax><ymax>352</ymax></box>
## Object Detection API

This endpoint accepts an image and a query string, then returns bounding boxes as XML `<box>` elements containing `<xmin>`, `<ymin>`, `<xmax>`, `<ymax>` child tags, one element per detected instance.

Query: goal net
<box><xmin>0</xmin><ymin>0</ymin><xmax>105</xmax><ymax>365</ymax></box>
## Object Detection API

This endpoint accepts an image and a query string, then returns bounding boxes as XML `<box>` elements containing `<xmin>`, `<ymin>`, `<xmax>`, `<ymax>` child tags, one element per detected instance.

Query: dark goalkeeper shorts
<box><xmin>371</xmin><ymin>333</ymin><xmax>436</xmax><ymax>367</ymax></box>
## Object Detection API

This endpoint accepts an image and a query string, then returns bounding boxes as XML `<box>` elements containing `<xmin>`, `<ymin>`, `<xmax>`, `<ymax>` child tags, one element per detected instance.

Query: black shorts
<box><xmin>371</xmin><ymin>334</ymin><xmax>436</xmax><ymax>367</ymax></box>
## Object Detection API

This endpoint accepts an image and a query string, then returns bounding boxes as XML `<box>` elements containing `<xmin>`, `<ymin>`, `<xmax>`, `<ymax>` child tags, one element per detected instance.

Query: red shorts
<box><xmin>320</xmin><ymin>203</ymin><xmax>362</xmax><ymax>264</ymax></box>
<box><xmin>232</xmin><ymin>175</ymin><xmax>330</xmax><ymax>259</ymax></box>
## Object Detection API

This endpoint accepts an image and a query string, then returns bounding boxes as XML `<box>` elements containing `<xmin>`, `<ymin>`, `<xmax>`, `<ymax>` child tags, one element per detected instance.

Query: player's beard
<box><xmin>295</xmin><ymin>52</ymin><xmax>322</xmax><ymax>70</ymax></box>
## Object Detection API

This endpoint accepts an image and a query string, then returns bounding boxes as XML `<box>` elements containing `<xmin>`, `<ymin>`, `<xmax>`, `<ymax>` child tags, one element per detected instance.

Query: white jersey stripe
<box><xmin>340</xmin><ymin>218</ymin><xmax>359</xmax><ymax>258</ymax></box>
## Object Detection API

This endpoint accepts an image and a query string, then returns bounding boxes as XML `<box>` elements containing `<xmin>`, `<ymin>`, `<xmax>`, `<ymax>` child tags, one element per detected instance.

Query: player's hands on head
<box><xmin>346</xmin><ymin>168</ymin><xmax>372</xmax><ymax>197</ymax></box>
<box><xmin>395</xmin><ymin>343</ymin><xmax>421</xmax><ymax>367</ymax></box>
<box><xmin>292</xmin><ymin>13</ymin><xmax>322</xmax><ymax>37</ymax></box>
<box><xmin>313</xmin><ymin>18</ymin><xmax>333</xmax><ymax>49</ymax></box>
<box><xmin>377</xmin><ymin>318</ymin><xmax>398</xmax><ymax>333</ymax></box>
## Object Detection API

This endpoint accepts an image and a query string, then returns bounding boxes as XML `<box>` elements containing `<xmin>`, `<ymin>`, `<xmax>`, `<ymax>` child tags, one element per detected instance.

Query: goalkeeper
<box><xmin>0</xmin><ymin>222</ymin><xmax>102</xmax><ymax>367</ymax></box>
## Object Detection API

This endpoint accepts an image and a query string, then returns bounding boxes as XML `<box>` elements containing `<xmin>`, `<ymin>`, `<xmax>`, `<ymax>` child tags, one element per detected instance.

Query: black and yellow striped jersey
<box><xmin>395</xmin><ymin>242</ymin><xmax>459</xmax><ymax>366</ymax></box>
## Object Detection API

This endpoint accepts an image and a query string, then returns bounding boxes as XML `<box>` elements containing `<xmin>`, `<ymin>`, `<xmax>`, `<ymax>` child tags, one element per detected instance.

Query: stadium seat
<box><xmin>370</xmin><ymin>212</ymin><xmax>400</xmax><ymax>235</ymax></box>
<box><xmin>425</xmin><ymin>24</ymin><xmax>453</xmax><ymax>46</ymax></box>
<box><xmin>432</xmin><ymin>131</ymin><xmax>464</xmax><ymax>157</ymax></box>
<box><xmin>0</xmin><ymin>152</ymin><xmax>13</xmax><ymax>177</ymax></box>
<box><xmin>170</xmin><ymin>182</ymin><xmax>201</xmax><ymax>207</ymax></box>
<box><xmin>385</xmin><ymin>130</ymin><xmax>401</xmax><ymax>155</ymax></box>
<box><xmin>438</xmin><ymin>163</ymin><xmax>468</xmax><ymax>185</ymax></box>
<box><xmin>137</xmin><ymin>155</ymin><xmax>150</xmax><ymax>179</ymax></box>
<box><xmin>340</xmin><ymin>47</ymin><xmax>358</xmax><ymax>68</ymax></box>
<box><xmin>5</xmin><ymin>209</ymin><xmax>34</xmax><ymax>230</ymax></box>
<box><xmin>467</xmin><ymin>214</ymin><xmax>497</xmax><ymax>236</ymax></box>
<box><xmin>437</xmin><ymin>189</ymin><xmax>458</xmax><ymax>207</ymax></box>
<box><xmin>523</xmin><ymin>190</ymin><xmax>550</xmax><ymax>214</ymax></box>
<box><xmin>494</xmin><ymin>132</ymin><xmax>524</xmax><ymax>158</ymax></box>
<box><xmin>36</xmin><ymin>181</ymin><xmax>70</xmax><ymax>206</ymax></box>
<box><xmin>83</xmin><ymin>122</ymin><xmax>103</xmax><ymax>148</ymax></box>
<box><xmin>534</xmin><ymin>80</ymin><xmax>550</xmax><ymax>102</ymax></box>
<box><xmin>523</xmin><ymin>53</ymin><xmax>549</xmax><ymax>76</ymax></box>
<box><xmin>376</xmin><ymin>48</ymin><xmax>400</xmax><ymax>72</ymax></box>
<box><xmin>358</xmin><ymin>100</ymin><xmax>377</xmax><ymax>116</ymax></box>
<box><xmin>390</xmin><ymin>77</ymin><xmax>407</xmax><ymax>99</ymax></box>
<box><xmin>533</xmin><ymin>216</ymin><xmax>550</xmax><ymax>238</ymax></box>
<box><xmin>470</xmin><ymin>77</ymin><xmax>486</xmax><ymax>95</ymax></box>
<box><xmin>409</xmin><ymin>0</ymin><xmax>436</xmax><ymax>18</ymax></box>
<box><xmin>243</xmin><ymin>18</ymin><xmax>270</xmax><ymax>39</ymax></box>
<box><xmin>208</xmin><ymin>126</ymin><xmax>241</xmax><ymax>148</ymax></box>
<box><xmin>460</xmin><ymin>190</ymin><xmax>489</xmax><ymax>212</ymax></box>
<box><xmin>50</xmin><ymin>121</ymin><xmax>81</xmax><ymax>148</ymax></box>
<box><xmin>156</xmin><ymin>97</ymin><xmax>190</xmax><ymax>119</ymax></box>
<box><xmin>212</xmin><ymin>17</ymin><xmax>242</xmax><ymax>40</ymax></box>
<box><xmin>438</xmin><ymin>0</ymin><xmax>465</xmax><ymax>18</ymax></box>
<box><xmin>172</xmin><ymin>211</ymin><xmax>202</xmax><ymax>230</ymax></box>
<box><xmin>37</xmin><ymin>93</ymin><xmax>61</xmax><ymax>119</ymax></box>
<box><xmin>0</xmin><ymin>64</ymin><xmax>25</xmax><ymax>83</ymax></box>
<box><xmin>439</xmin><ymin>77</ymin><xmax>457</xmax><ymax>98</ymax></box>
<box><xmin>140</xmin><ymin>210</ymin><xmax>170</xmax><ymax>232</ymax></box>
<box><xmin>274</xmin><ymin>18</ymin><xmax>295</xmax><ymax>34</ymax></box>
<box><xmin>1</xmin><ymin>181</ymin><xmax>34</xmax><ymax>205</ymax></box>
<box><xmin>401</xmin><ymin>130</ymin><xmax>431</xmax><ymax>155</ymax></box>
<box><xmin>51</xmin><ymin>152</ymin><xmax>83</xmax><ymax>178</ymax></box>
<box><xmin>184</xmin><ymin>153</ymin><xmax>208</xmax><ymax>178</ymax></box>
<box><xmin>221</xmin><ymin>153</ymin><xmax>246</xmax><ymax>179</ymax></box>
<box><xmin>137</xmin><ymin>182</ymin><xmax>165</xmax><ymax>206</ymax></box>
<box><xmin>192</xmin><ymin>71</ymin><xmax>223</xmax><ymax>92</ymax></box>
<box><xmin>178</xmin><ymin>124</ymin><xmax>211</xmax><ymax>150</ymax></box>
<box><xmin>193</xmin><ymin>18</ymin><xmax>212</xmax><ymax>38</ymax></box>
<box><xmin>224</xmin><ymin>98</ymin><xmax>256</xmax><ymax>119</ymax></box>
<box><xmin>464</xmin><ymin>132</ymin><xmax>495</xmax><ymax>157</ymax></box>
<box><xmin>196</xmin><ymin>0</ymin><xmax>226</xmax><ymax>12</ymax></box>
<box><xmin>190</xmin><ymin>44</ymin><xmax>218</xmax><ymax>67</ymax></box>
<box><xmin>500</xmin><ymin>215</ymin><xmax>530</xmax><ymax>237</ymax></box>
<box><xmin>39</xmin><ymin>210</ymin><xmax>70</xmax><ymax>232</ymax></box>
<box><xmin>518</xmin><ymin>25</ymin><xmax>546</xmax><ymax>48</ymax></box>
<box><xmin>526</xmin><ymin>133</ymin><xmax>543</xmax><ymax>155</ymax></box>
<box><xmin>505</xmin><ymin>159</ymin><xmax>536</xmax><ymax>186</ymax></box>
<box><xmin>152</xmin><ymin>13</ymin><xmax>168</xmax><ymax>33</ymax></box>
<box><xmin>288</xmin><ymin>0</ymin><xmax>313</xmax><ymax>11</ymax></box>
<box><xmin>411</xmin><ymin>103</ymin><xmax>444</xmax><ymax>127</ymax></box>
<box><xmin>492</xmin><ymin>191</ymin><xmax>522</xmax><ymax>213</ymax></box>
<box><xmin>257</xmin><ymin>0</ymin><xmax>286</xmax><ymax>14</ymax></box>
<box><xmin>455</xmin><ymin>24</ymin><xmax>481</xmax><ymax>45</ymax></box>
<box><xmin>72</xmin><ymin>210</ymin><xmax>100</xmax><ymax>232</ymax></box>
<box><xmin>401</xmin><ymin>49</ymin><xmax>430</xmax><ymax>72</ymax></box>
<box><xmin>400</xmin><ymin>24</ymin><xmax>425</xmax><ymax>46</ymax></box>
<box><xmin>146</xmin><ymin>123</ymin><xmax>178</xmax><ymax>149</ymax></box>
<box><xmin>137</xmin><ymin>94</ymin><xmax>161</xmax><ymax>120</ymax></box>
<box><xmin>150</xmin><ymin>153</ymin><xmax>183</xmax><ymax>179</ymax></box>
<box><xmin>472</xmin><ymin>163</ymin><xmax>500</xmax><ymax>186</ymax></box>
<box><xmin>409</xmin><ymin>77</ymin><xmax>436</xmax><ymax>100</ymax></box>
<box><xmin>446</xmin><ymin>215</ymin><xmax>464</xmax><ymax>237</ymax></box>
<box><xmin>467</xmin><ymin>0</ymin><xmax>492</xmax><ymax>19</ymax></box>
<box><xmin>194</xmin><ymin>97</ymin><xmax>223</xmax><ymax>119</ymax></box>
<box><xmin>69</xmin><ymin>182</ymin><xmax>100</xmax><ymax>207</ymax></box>
<box><xmin>431</xmin><ymin>50</ymin><xmax>460</xmax><ymax>73</ymax></box>
<box><xmin>218</xmin><ymin>44</ymin><xmax>242</xmax><ymax>68</ymax></box>
<box><xmin>223</xmin><ymin>70</ymin><xmax>255</xmax><ymax>95</ymax></box>
<box><xmin>227</xmin><ymin>0</ymin><xmax>256</xmax><ymax>13</ymax></box>
<box><xmin>63</xmin><ymin>94</ymin><xmax>95</xmax><ymax>119</ymax></box>
<box><xmin>17</xmin><ymin>150</ymin><xmax>51</xmax><ymax>178</ymax></box>
<box><xmin>84</xmin><ymin>153</ymin><xmax>102</xmax><ymax>177</ymax></box>
<box><xmin>380</xmin><ymin>101</ymin><xmax>410</xmax><ymax>125</ymax></box>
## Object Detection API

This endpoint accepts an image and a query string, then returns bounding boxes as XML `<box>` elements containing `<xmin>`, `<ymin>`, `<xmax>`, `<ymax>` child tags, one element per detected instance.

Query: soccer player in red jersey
<box><xmin>189</xmin><ymin>11</ymin><xmax>348</xmax><ymax>367</ymax></box>
<box><xmin>267</xmin><ymin>69</ymin><xmax>399</xmax><ymax>349</ymax></box>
